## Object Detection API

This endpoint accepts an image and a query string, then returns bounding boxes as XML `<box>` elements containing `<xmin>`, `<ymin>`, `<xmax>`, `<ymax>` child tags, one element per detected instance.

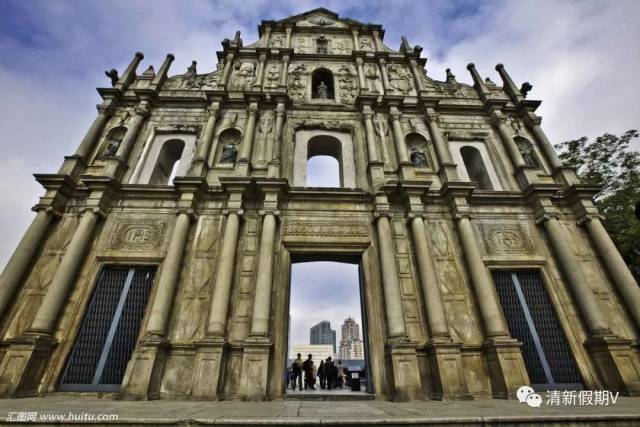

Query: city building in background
<box><xmin>310</xmin><ymin>320</ymin><xmax>336</xmax><ymax>354</ymax></box>
<box><xmin>339</xmin><ymin>317</ymin><xmax>364</xmax><ymax>360</ymax></box>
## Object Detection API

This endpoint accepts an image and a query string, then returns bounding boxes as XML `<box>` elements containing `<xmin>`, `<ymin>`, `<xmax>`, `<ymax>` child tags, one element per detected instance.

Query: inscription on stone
<box><xmin>111</xmin><ymin>220</ymin><xmax>168</xmax><ymax>250</ymax></box>
<box><xmin>479</xmin><ymin>223</ymin><xmax>534</xmax><ymax>254</ymax></box>
<box><xmin>283</xmin><ymin>220</ymin><xmax>368</xmax><ymax>237</ymax></box>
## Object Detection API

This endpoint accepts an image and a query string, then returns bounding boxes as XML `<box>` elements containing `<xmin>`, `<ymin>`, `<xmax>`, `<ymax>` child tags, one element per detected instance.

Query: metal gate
<box><xmin>492</xmin><ymin>270</ymin><xmax>582</xmax><ymax>389</ymax></box>
<box><xmin>59</xmin><ymin>266</ymin><xmax>156</xmax><ymax>392</ymax></box>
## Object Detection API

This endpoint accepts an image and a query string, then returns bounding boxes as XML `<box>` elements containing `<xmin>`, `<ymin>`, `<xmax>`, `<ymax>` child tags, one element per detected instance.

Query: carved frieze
<box><xmin>479</xmin><ymin>223</ymin><xmax>534</xmax><ymax>254</ymax></box>
<box><xmin>111</xmin><ymin>220</ymin><xmax>168</xmax><ymax>250</ymax></box>
<box><xmin>284</xmin><ymin>220</ymin><xmax>368</xmax><ymax>237</ymax></box>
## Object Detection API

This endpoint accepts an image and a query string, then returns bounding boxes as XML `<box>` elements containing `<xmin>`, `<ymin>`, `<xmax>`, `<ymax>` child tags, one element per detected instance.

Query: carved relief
<box><xmin>333</xmin><ymin>40</ymin><xmax>350</xmax><ymax>55</ymax></box>
<box><xmin>294</xmin><ymin>37</ymin><xmax>308</xmax><ymax>53</ymax></box>
<box><xmin>230</xmin><ymin>62</ymin><xmax>256</xmax><ymax>91</ymax></box>
<box><xmin>254</xmin><ymin>111</ymin><xmax>274</xmax><ymax>167</ymax></box>
<box><xmin>288</xmin><ymin>63</ymin><xmax>307</xmax><ymax>99</ymax></box>
<box><xmin>359</xmin><ymin>37</ymin><xmax>374</xmax><ymax>51</ymax></box>
<box><xmin>479</xmin><ymin>223</ymin><xmax>534</xmax><ymax>254</ymax></box>
<box><xmin>364</xmin><ymin>64</ymin><xmax>380</xmax><ymax>93</ymax></box>
<box><xmin>308</xmin><ymin>16</ymin><xmax>334</xmax><ymax>26</ymax></box>
<box><xmin>111</xmin><ymin>220</ymin><xmax>168</xmax><ymax>250</ymax></box>
<box><xmin>387</xmin><ymin>64</ymin><xmax>413</xmax><ymax>94</ymax></box>
<box><xmin>284</xmin><ymin>220</ymin><xmax>368</xmax><ymax>237</ymax></box>
<box><xmin>270</xmin><ymin>34</ymin><xmax>285</xmax><ymax>48</ymax></box>
<box><xmin>337</xmin><ymin>64</ymin><xmax>357</xmax><ymax>104</ymax></box>
<box><xmin>264</xmin><ymin>64</ymin><xmax>280</xmax><ymax>89</ymax></box>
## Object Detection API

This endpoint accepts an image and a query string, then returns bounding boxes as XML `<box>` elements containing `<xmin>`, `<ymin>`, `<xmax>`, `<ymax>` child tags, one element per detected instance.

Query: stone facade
<box><xmin>0</xmin><ymin>8</ymin><xmax>639</xmax><ymax>402</ymax></box>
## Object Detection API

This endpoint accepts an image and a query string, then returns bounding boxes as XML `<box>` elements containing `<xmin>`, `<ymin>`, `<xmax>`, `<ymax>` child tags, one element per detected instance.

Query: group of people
<box><xmin>289</xmin><ymin>353</ymin><xmax>351</xmax><ymax>391</ymax></box>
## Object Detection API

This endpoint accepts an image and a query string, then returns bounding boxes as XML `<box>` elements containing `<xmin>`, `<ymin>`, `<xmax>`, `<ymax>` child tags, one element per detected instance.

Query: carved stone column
<box><xmin>582</xmin><ymin>216</ymin><xmax>640</xmax><ymax>329</ymax></box>
<box><xmin>278</xmin><ymin>55</ymin><xmax>289</xmax><ymax>90</ymax></box>
<box><xmin>355</xmin><ymin>57</ymin><xmax>366</xmax><ymax>92</ymax></box>
<box><xmin>285</xmin><ymin>26</ymin><xmax>292</xmax><ymax>48</ymax></box>
<box><xmin>236</xmin><ymin>102</ymin><xmax>258</xmax><ymax>176</ymax></box>
<box><xmin>351</xmin><ymin>29</ymin><xmax>359</xmax><ymax>50</ymax></box>
<box><xmin>250</xmin><ymin>211</ymin><xmax>277</xmax><ymax>336</ymax></box>
<box><xmin>254</xmin><ymin>54</ymin><xmax>267</xmax><ymax>90</ymax></box>
<box><xmin>390</xmin><ymin>108</ymin><xmax>409</xmax><ymax>164</ymax></box>
<box><xmin>408</xmin><ymin>59</ymin><xmax>424</xmax><ymax>92</ymax></box>
<box><xmin>362</xmin><ymin>105</ymin><xmax>385</xmax><ymax>187</ymax></box>
<box><xmin>375</xmin><ymin>212</ymin><xmax>406</xmax><ymax>338</ymax></box>
<box><xmin>0</xmin><ymin>209</ymin><xmax>55</xmax><ymax>319</ymax></box>
<box><xmin>262</xmin><ymin>25</ymin><xmax>271</xmax><ymax>47</ymax></box>
<box><xmin>190</xmin><ymin>102</ymin><xmax>220</xmax><ymax>176</ymax></box>
<box><xmin>379</xmin><ymin>59</ymin><xmax>391</xmax><ymax>92</ymax></box>
<box><xmin>372</xmin><ymin>30</ymin><xmax>383</xmax><ymax>51</ymax></box>
<box><xmin>268</xmin><ymin>102</ymin><xmax>285</xmax><ymax>178</ymax></box>
<box><xmin>74</xmin><ymin>103</ymin><xmax>116</xmax><ymax>162</ymax></box>
<box><xmin>424</xmin><ymin>108</ymin><xmax>459</xmax><ymax>181</ymax></box>
<box><xmin>104</xmin><ymin>100</ymin><xmax>151</xmax><ymax>179</ymax></box>
<box><xmin>220</xmin><ymin>53</ymin><xmax>235</xmax><ymax>88</ymax></box>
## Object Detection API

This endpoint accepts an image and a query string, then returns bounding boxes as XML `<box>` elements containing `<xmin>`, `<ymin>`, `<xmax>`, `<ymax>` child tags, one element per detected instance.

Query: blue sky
<box><xmin>1</xmin><ymin>1</ymin><xmax>639</xmax><ymax>341</ymax></box>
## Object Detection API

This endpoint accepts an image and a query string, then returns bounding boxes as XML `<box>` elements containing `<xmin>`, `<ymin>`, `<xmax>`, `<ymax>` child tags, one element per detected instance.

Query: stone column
<box><xmin>379</xmin><ymin>59</ymin><xmax>391</xmax><ymax>92</ymax></box>
<box><xmin>190</xmin><ymin>102</ymin><xmax>220</xmax><ymax>176</ymax></box>
<box><xmin>372</xmin><ymin>30</ymin><xmax>383</xmax><ymax>51</ymax></box>
<box><xmin>351</xmin><ymin>29</ymin><xmax>359</xmax><ymax>50</ymax></box>
<box><xmin>410</xmin><ymin>216</ymin><xmax>449</xmax><ymax>338</ymax></box>
<box><xmin>390</xmin><ymin>107</ymin><xmax>409</xmax><ymax>164</ymax></box>
<box><xmin>220</xmin><ymin>53</ymin><xmax>235</xmax><ymax>88</ymax></box>
<box><xmin>523</xmin><ymin>113</ymin><xmax>564</xmax><ymax>171</ymax></box>
<box><xmin>278</xmin><ymin>55</ymin><xmax>289</xmax><ymax>90</ymax></box>
<box><xmin>540</xmin><ymin>215</ymin><xmax>610</xmax><ymax>336</ymax></box>
<box><xmin>207</xmin><ymin>211</ymin><xmax>241</xmax><ymax>336</ymax></box>
<box><xmin>456</xmin><ymin>214</ymin><xmax>510</xmax><ymax>338</ymax></box>
<box><xmin>491</xmin><ymin>111</ymin><xmax>526</xmax><ymax>170</ymax></box>
<box><xmin>145</xmin><ymin>210</ymin><xmax>193</xmax><ymax>336</ymax></box>
<box><xmin>408</xmin><ymin>59</ymin><xmax>424</xmax><ymax>92</ymax></box>
<box><xmin>362</xmin><ymin>109</ymin><xmax>380</xmax><ymax>163</ymax></box>
<box><xmin>104</xmin><ymin>100</ymin><xmax>151</xmax><ymax>179</ymax></box>
<box><xmin>355</xmin><ymin>57</ymin><xmax>366</xmax><ymax>91</ymax></box>
<box><xmin>285</xmin><ymin>26</ymin><xmax>293</xmax><ymax>48</ymax></box>
<box><xmin>262</xmin><ymin>26</ymin><xmax>271</xmax><ymax>47</ymax></box>
<box><xmin>0</xmin><ymin>209</ymin><xmax>55</xmax><ymax>318</ymax></box>
<box><xmin>29</xmin><ymin>208</ymin><xmax>101</xmax><ymax>334</ymax></box>
<box><xmin>114</xmin><ymin>52</ymin><xmax>144</xmax><ymax>91</ymax></box>
<box><xmin>268</xmin><ymin>102</ymin><xmax>285</xmax><ymax>178</ymax></box>
<box><xmin>74</xmin><ymin>103</ymin><xmax>115</xmax><ymax>162</ymax></box>
<box><xmin>581</xmin><ymin>216</ymin><xmax>640</xmax><ymax>329</ymax></box>
<box><xmin>254</xmin><ymin>54</ymin><xmax>267</xmax><ymax>90</ymax></box>
<box><xmin>375</xmin><ymin>214</ymin><xmax>406</xmax><ymax>338</ymax></box>
<box><xmin>250</xmin><ymin>212</ymin><xmax>277</xmax><ymax>336</ymax></box>
<box><xmin>236</xmin><ymin>103</ymin><xmax>258</xmax><ymax>176</ymax></box>
<box><xmin>424</xmin><ymin>108</ymin><xmax>460</xmax><ymax>181</ymax></box>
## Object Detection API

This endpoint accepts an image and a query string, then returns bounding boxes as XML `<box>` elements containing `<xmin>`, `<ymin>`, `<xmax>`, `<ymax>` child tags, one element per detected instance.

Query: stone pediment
<box><xmin>275</xmin><ymin>8</ymin><xmax>363</xmax><ymax>29</ymax></box>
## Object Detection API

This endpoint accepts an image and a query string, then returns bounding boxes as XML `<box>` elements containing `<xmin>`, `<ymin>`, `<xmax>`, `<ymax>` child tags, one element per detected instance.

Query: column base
<box><xmin>367</xmin><ymin>162</ymin><xmax>386</xmax><ymax>190</ymax></box>
<box><xmin>587</xmin><ymin>335</ymin><xmax>640</xmax><ymax>396</ymax></box>
<box><xmin>192</xmin><ymin>336</ymin><xmax>227</xmax><ymax>400</ymax></box>
<box><xmin>425</xmin><ymin>339</ymin><xmax>471</xmax><ymax>400</ymax></box>
<box><xmin>238</xmin><ymin>337</ymin><xmax>272</xmax><ymax>401</ymax></box>
<box><xmin>235</xmin><ymin>159</ymin><xmax>251</xmax><ymax>177</ymax></box>
<box><xmin>482</xmin><ymin>337</ymin><xmax>530</xmax><ymax>399</ymax></box>
<box><xmin>438</xmin><ymin>163</ymin><xmax>460</xmax><ymax>182</ymax></box>
<box><xmin>0</xmin><ymin>332</ymin><xmax>56</xmax><ymax>397</ymax></box>
<box><xmin>118</xmin><ymin>335</ymin><xmax>169</xmax><ymax>400</ymax></box>
<box><xmin>388</xmin><ymin>340</ymin><xmax>424</xmax><ymax>401</ymax></box>
<box><xmin>515</xmin><ymin>166</ymin><xmax>540</xmax><ymax>189</ymax></box>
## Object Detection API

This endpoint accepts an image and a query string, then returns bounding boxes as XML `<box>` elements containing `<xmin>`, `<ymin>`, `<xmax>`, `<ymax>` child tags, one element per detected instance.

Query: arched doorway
<box><xmin>292</xmin><ymin>130</ymin><xmax>357</xmax><ymax>188</ymax></box>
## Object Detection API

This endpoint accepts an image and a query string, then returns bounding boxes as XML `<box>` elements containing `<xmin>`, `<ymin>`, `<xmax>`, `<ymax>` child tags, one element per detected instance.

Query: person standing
<box><xmin>337</xmin><ymin>360</ymin><xmax>345</xmax><ymax>388</ymax></box>
<box><xmin>318</xmin><ymin>360</ymin><xmax>326</xmax><ymax>389</ymax></box>
<box><xmin>302</xmin><ymin>354</ymin><xmax>315</xmax><ymax>390</ymax></box>
<box><xmin>325</xmin><ymin>357</ymin><xmax>336</xmax><ymax>390</ymax></box>
<box><xmin>291</xmin><ymin>353</ymin><xmax>303</xmax><ymax>391</ymax></box>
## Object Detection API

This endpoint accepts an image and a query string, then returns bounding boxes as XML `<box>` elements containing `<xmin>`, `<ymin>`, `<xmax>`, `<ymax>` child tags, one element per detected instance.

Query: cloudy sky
<box><xmin>1</xmin><ymin>1</ymin><xmax>639</xmax><ymax>344</ymax></box>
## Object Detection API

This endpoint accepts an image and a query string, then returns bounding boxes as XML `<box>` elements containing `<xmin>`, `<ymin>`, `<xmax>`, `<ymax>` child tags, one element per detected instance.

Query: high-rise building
<box><xmin>339</xmin><ymin>317</ymin><xmax>364</xmax><ymax>360</ymax></box>
<box><xmin>310</xmin><ymin>320</ymin><xmax>336</xmax><ymax>353</ymax></box>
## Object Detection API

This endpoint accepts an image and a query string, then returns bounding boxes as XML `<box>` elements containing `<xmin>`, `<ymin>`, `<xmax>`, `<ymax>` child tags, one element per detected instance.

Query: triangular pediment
<box><xmin>275</xmin><ymin>8</ymin><xmax>365</xmax><ymax>29</ymax></box>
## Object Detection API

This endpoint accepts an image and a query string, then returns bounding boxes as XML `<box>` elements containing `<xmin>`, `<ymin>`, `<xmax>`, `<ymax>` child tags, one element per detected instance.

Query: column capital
<box><xmin>222</xmin><ymin>208</ymin><xmax>244</xmax><ymax>217</ymax></box>
<box><xmin>80</xmin><ymin>206</ymin><xmax>107</xmax><ymax>219</ymax></box>
<box><xmin>389</xmin><ymin>106</ymin><xmax>402</xmax><ymax>120</ymax></box>
<box><xmin>424</xmin><ymin>108</ymin><xmax>439</xmax><ymax>124</ymax></box>
<box><xmin>176</xmin><ymin>208</ymin><xmax>197</xmax><ymax>221</ymax></box>
<box><xmin>32</xmin><ymin>205</ymin><xmax>63</xmax><ymax>218</ymax></box>
<box><xmin>96</xmin><ymin>103</ymin><xmax>117</xmax><ymax>116</ymax></box>
<box><xmin>134</xmin><ymin>101</ymin><xmax>152</xmax><ymax>118</ymax></box>
<box><xmin>378</xmin><ymin>57</ymin><xmax>387</xmax><ymax>65</ymax></box>
<box><xmin>361</xmin><ymin>110</ymin><xmax>374</xmax><ymax>121</ymax></box>
<box><xmin>356</xmin><ymin>57</ymin><xmax>364</xmax><ymax>65</ymax></box>
<box><xmin>282</xmin><ymin>54</ymin><xmax>290</xmax><ymax>62</ymax></box>
<box><xmin>523</xmin><ymin>111</ymin><xmax>542</xmax><ymax>127</ymax></box>
<box><xmin>207</xmin><ymin>101</ymin><xmax>221</xmax><ymax>115</ymax></box>
<box><xmin>247</xmin><ymin>102</ymin><xmax>259</xmax><ymax>114</ymax></box>
<box><xmin>275</xmin><ymin>102</ymin><xmax>286</xmax><ymax>115</ymax></box>
<box><xmin>258</xmin><ymin>53</ymin><xmax>267</xmax><ymax>62</ymax></box>
<box><xmin>576</xmin><ymin>213</ymin><xmax>604</xmax><ymax>226</ymax></box>
<box><xmin>258</xmin><ymin>209</ymin><xmax>280</xmax><ymax>217</ymax></box>
<box><xmin>534</xmin><ymin>212</ymin><xmax>560</xmax><ymax>225</ymax></box>
<box><xmin>453</xmin><ymin>212</ymin><xmax>474</xmax><ymax>221</ymax></box>
<box><xmin>489</xmin><ymin>109</ymin><xmax>508</xmax><ymax>126</ymax></box>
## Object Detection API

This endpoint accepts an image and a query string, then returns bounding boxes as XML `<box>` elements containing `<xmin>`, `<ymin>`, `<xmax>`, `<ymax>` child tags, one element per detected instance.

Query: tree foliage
<box><xmin>555</xmin><ymin>130</ymin><xmax>640</xmax><ymax>280</ymax></box>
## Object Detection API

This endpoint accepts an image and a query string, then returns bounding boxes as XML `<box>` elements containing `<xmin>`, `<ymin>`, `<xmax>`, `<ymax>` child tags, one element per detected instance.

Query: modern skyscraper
<box><xmin>310</xmin><ymin>320</ymin><xmax>336</xmax><ymax>354</ymax></box>
<box><xmin>339</xmin><ymin>317</ymin><xmax>364</xmax><ymax>360</ymax></box>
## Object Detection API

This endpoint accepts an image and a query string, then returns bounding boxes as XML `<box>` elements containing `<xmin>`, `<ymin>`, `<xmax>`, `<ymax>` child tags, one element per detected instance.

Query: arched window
<box><xmin>312</xmin><ymin>68</ymin><xmax>334</xmax><ymax>99</ymax></box>
<box><xmin>514</xmin><ymin>136</ymin><xmax>541</xmax><ymax>169</ymax></box>
<box><xmin>460</xmin><ymin>146</ymin><xmax>493</xmax><ymax>190</ymax></box>
<box><xmin>306</xmin><ymin>135</ymin><xmax>342</xmax><ymax>187</ymax></box>
<box><xmin>217</xmin><ymin>128</ymin><xmax>241</xmax><ymax>164</ymax></box>
<box><xmin>98</xmin><ymin>126</ymin><xmax>126</xmax><ymax>160</ymax></box>
<box><xmin>149</xmin><ymin>139</ymin><xmax>185</xmax><ymax>185</ymax></box>
<box><xmin>405</xmin><ymin>133</ymin><xmax>429</xmax><ymax>167</ymax></box>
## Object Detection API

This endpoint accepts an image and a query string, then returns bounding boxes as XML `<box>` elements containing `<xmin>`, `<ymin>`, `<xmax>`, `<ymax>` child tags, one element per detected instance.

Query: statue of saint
<box><xmin>220</xmin><ymin>143</ymin><xmax>238</xmax><ymax>164</ymax></box>
<box><xmin>410</xmin><ymin>146</ymin><xmax>428</xmax><ymax>167</ymax></box>
<box><xmin>100</xmin><ymin>137</ymin><xmax>121</xmax><ymax>160</ymax></box>
<box><xmin>517</xmin><ymin>141</ymin><xmax>540</xmax><ymax>168</ymax></box>
<box><xmin>317</xmin><ymin>81</ymin><xmax>329</xmax><ymax>99</ymax></box>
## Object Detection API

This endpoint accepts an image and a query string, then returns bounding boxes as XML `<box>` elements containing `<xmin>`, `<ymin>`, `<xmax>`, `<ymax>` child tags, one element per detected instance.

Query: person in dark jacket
<box><xmin>325</xmin><ymin>357</ymin><xmax>337</xmax><ymax>390</ymax></box>
<box><xmin>318</xmin><ymin>360</ymin><xmax>326</xmax><ymax>389</ymax></box>
<box><xmin>302</xmin><ymin>354</ymin><xmax>315</xmax><ymax>390</ymax></box>
<box><xmin>291</xmin><ymin>353</ymin><xmax>303</xmax><ymax>391</ymax></box>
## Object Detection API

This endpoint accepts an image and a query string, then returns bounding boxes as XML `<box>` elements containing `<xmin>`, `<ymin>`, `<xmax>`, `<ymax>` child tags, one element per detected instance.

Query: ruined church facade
<box><xmin>0</xmin><ymin>9</ymin><xmax>639</xmax><ymax>401</ymax></box>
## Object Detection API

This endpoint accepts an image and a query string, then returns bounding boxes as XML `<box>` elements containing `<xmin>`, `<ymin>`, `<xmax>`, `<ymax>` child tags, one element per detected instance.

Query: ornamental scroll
<box><xmin>479</xmin><ymin>223</ymin><xmax>534</xmax><ymax>255</ymax></box>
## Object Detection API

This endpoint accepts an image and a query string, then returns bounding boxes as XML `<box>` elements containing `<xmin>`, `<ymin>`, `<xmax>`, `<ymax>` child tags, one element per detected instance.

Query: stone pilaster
<box><xmin>253</xmin><ymin>53</ymin><xmax>267</xmax><ymax>90</ymax></box>
<box><xmin>220</xmin><ymin>53</ymin><xmax>235</xmax><ymax>89</ymax></box>
<box><xmin>361</xmin><ymin>105</ymin><xmax>385</xmax><ymax>187</ymax></box>
<box><xmin>73</xmin><ymin>103</ymin><xmax>116</xmax><ymax>164</ymax></box>
<box><xmin>278</xmin><ymin>55</ymin><xmax>289</xmax><ymax>90</ymax></box>
<box><xmin>424</xmin><ymin>108</ymin><xmax>459</xmax><ymax>182</ymax></box>
<box><xmin>236</xmin><ymin>102</ymin><xmax>258</xmax><ymax>176</ymax></box>
<box><xmin>190</xmin><ymin>101</ymin><xmax>220</xmax><ymax>176</ymax></box>
<box><xmin>104</xmin><ymin>100</ymin><xmax>151</xmax><ymax>180</ymax></box>
<box><xmin>390</xmin><ymin>106</ymin><xmax>413</xmax><ymax>180</ymax></box>
<box><xmin>408</xmin><ymin>59</ymin><xmax>424</xmax><ymax>92</ymax></box>
<box><xmin>490</xmin><ymin>110</ymin><xmax>537</xmax><ymax>189</ymax></box>
<box><xmin>267</xmin><ymin>102</ymin><xmax>285</xmax><ymax>178</ymax></box>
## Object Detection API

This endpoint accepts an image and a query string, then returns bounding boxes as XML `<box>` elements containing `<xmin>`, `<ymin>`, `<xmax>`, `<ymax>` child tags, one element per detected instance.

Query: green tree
<box><xmin>555</xmin><ymin>130</ymin><xmax>640</xmax><ymax>281</ymax></box>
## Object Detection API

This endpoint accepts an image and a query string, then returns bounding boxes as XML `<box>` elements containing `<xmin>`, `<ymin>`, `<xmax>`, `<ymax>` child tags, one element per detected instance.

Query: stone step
<box><xmin>284</xmin><ymin>391</ymin><xmax>375</xmax><ymax>401</ymax></box>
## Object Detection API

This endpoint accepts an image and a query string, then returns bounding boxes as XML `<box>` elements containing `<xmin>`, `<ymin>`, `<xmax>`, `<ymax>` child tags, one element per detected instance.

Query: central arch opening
<box><xmin>306</xmin><ymin>134</ymin><xmax>343</xmax><ymax>187</ymax></box>
<box><xmin>286</xmin><ymin>258</ymin><xmax>371</xmax><ymax>397</ymax></box>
